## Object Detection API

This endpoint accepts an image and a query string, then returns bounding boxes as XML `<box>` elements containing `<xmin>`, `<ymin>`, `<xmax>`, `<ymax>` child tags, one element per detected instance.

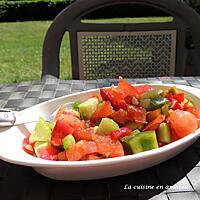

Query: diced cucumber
<box><xmin>94</xmin><ymin>126</ymin><xmax>99</xmax><ymax>133</ymax></box>
<box><xmin>29</xmin><ymin>118</ymin><xmax>52</xmax><ymax>143</ymax></box>
<box><xmin>34</xmin><ymin>141</ymin><xmax>47</xmax><ymax>149</ymax></box>
<box><xmin>157</xmin><ymin>122</ymin><xmax>171</xmax><ymax>144</ymax></box>
<box><xmin>97</xmin><ymin>118</ymin><xmax>119</xmax><ymax>135</ymax></box>
<box><xmin>72</xmin><ymin>100</ymin><xmax>83</xmax><ymax>110</ymax></box>
<box><xmin>78</xmin><ymin>98</ymin><xmax>99</xmax><ymax>119</ymax></box>
<box><xmin>62</xmin><ymin>134</ymin><xmax>76</xmax><ymax>150</ymax></box>
<box><xmin>150</xmin><ymin>97</ymin><xmax>169</xmax><ymax>110</ymax></box>
<box><xmin>140</xmin><ymin>90</ymin><xmax>163</xmax><ymax>100</ymax></box>
<box><xmin>161</xmin><ymin>103</ymin><xmax>169</xmax><ymax>116</ymax></box>
<box><xmin>24</xmin><ymin>144</ymin><xmax>34</xmax><ymax>152</ymax></box>
<box><xmin>187</xmin><ymin>101</ymin><xmax>194</xmax><ymax>107</ymax></box>
<box><xmin>127</xmin><ymin>131</ymin><xmax>159</xmax><ymax>154</ymax></box>
<box><xmin>183</xmin><ymin>98</ymin><xmax>194</xmax><ymax>107</ymax></box>
<box><xmin>140</xmin><ymin>98</ymin><xmax>151</xmax><ymax>109</ymax></box>
<box><xmin>140</xmin><ymin>97</ymin><xmax>168</xmax><ymax>111</ymax></box>
<box><xmin>125</xmin><ymin>122</ymin><xmax>144</xmax><ymax>131</ymax></box>
<box><xmin>34</xmin><ymin>141</ymin><xmax>49</xmax><ymax>157</ymax></box>
<box><xmin>120</xmin><ymin>129</ymin><xmax>141</xmax><ymax>143</ymax></box>
<box><xmin>49</xmin><ymin>121</ymin><xmax>56</xmax><ymax>131</ymax></box>
<box><xmin>120</xmin><ymin>129</ymin><xmax>141</xmax><ymax>154</ymax></box>
<box><xmin>97</xmin><ymin>102</ymin><xmax>103</xmax><ymax>108</ymax></box>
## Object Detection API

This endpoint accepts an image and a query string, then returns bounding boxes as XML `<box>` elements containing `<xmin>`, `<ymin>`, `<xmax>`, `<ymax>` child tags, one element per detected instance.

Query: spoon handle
<box><xmin>0</xmin><ymin>109</ymin><xmax>39</xmax><ymax>127</ymax></box>
<box><xmin>0</xmin><ymin>109</ymin><xmax>16</xmax><ymax>126</ymax></box>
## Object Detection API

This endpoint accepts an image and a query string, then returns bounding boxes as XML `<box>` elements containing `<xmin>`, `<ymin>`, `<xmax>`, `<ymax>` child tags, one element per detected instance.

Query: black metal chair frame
<box><xmin>42</xmin><ymin>0</ymin><xmax>200</xmax><ymax>80</ymax></box>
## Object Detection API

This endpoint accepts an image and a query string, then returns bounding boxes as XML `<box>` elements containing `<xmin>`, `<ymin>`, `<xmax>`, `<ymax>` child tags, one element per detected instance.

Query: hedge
<box><xmin>0</xmin><ymin>1</ymin><xmax>73</xmax><ymax>21</ymax></box>
<box><xmin>0</xmin><ymin>0</ymin><xmax>171</xmax><ymax>22</ymax></box>
<box><xmin>0</xmin><ymin>0</ymin><xmax>200</xmax><ymax>22</ymax></box>
<box><xmin>185</xmin><ymin>0</ymin><xmax>200</xmax><ymax>13</ymax></box>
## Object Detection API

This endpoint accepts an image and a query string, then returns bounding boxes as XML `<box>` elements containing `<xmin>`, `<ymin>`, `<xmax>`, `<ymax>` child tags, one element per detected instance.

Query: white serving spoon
<box><xmin>0</xmin><ymin>109</ymin><xmax>38</xmax><ymax>127</ymax></box>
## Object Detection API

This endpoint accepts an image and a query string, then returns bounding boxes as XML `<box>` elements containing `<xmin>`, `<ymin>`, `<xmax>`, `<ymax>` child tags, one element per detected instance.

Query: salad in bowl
<box><xmin>23</xmin><ymin>78</ymin><xmax>200</xmax><ymax>162</ymax></box>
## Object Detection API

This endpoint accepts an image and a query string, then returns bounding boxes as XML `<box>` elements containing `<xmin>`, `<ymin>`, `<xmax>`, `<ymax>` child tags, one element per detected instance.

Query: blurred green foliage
<box><xmin>0</xmin><ymin>0</ymin><xmax>199</xmax><ymax>22</ymax></box>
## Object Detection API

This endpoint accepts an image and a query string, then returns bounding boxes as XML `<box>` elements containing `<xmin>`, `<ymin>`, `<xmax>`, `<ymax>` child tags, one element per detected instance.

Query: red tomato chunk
<box><xmin>168</xmin><ymin>110</ymin><xmax>198</xmax><ymax>138</ymax></box>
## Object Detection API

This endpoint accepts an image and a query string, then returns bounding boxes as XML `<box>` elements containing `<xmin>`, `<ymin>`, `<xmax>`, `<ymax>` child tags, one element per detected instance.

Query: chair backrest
<box><xmin>42</xmin><ymin>0</ymin><xmax>200</xmax><ymax>80</ymax></box>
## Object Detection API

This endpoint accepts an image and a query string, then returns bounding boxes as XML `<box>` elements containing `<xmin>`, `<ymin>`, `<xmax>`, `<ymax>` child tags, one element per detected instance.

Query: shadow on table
<box><xmin>0</xmin><ymin>139</ymin><xmax>200</xmax><ymax>200</ymax></box>
<box><xmin>104</xmin><ymin>139</ymin><xmax>200</xmax><ymax>200</ymax></box>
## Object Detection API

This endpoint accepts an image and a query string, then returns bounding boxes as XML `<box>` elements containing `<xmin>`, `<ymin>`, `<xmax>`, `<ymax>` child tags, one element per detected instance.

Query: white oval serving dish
<box><xmin>0</xmin><ymin>84</ymin><xmax>200</xmax><ymax>180</ymax></box>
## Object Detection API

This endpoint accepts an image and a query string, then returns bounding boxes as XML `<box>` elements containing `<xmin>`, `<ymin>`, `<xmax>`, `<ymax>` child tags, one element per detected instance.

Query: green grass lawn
<box><xmin>0</xmin><ymin>21</ymin><xmax>71</xmax><ymax>83</ymax></box>
<box><xmin>82</xmin><ymin>17</ymin><xmax>173</xmax><ymax>23</ymax></box>
<box><xmin>0</xmin><ymin>17</ymin><xmax>171</xmax><ymax>83</ymax></box>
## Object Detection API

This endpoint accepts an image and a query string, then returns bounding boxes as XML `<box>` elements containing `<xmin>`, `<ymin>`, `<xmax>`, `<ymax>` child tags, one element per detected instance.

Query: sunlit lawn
<box><xmin>0</xmin><ymin>21</ymin><xmax>71</xmax><ymax>83</ymax></box>
<box><xmin>0</xmin><ymin>17</ymin><xmax>171</xmax><ymax>83</ymax></box>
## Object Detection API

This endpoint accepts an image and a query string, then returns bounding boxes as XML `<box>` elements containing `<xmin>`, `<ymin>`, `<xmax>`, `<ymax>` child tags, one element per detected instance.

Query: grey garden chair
<box><xmin>42</xmin><ymin>0</ymin><xmax>200</xmax><ymax>80</ymax></box>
